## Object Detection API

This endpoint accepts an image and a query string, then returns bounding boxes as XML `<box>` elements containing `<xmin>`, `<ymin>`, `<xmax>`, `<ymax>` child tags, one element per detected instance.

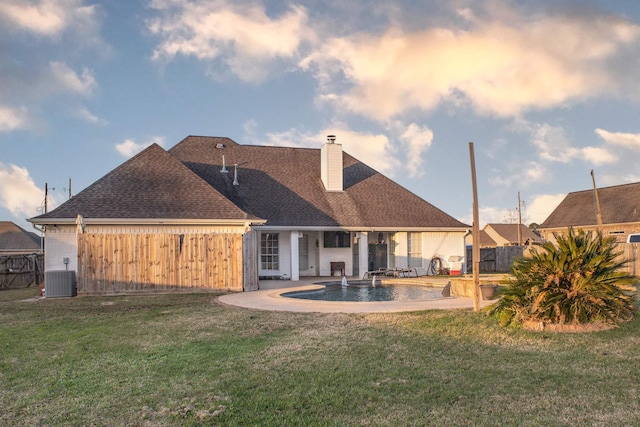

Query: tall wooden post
<box><xmin>517</xmin><ymin>191</ymin><xmax>522</xmax><ymax>246</ymax></box>
<box><xmin>590</xmin><ymin>170</ymin><xmax>603</xmax><ymax>232</ymax></box>
<box><xmin>469</xmin><ymin>142</ymin><xmax>481</xmax><ymax>312</ymax></box>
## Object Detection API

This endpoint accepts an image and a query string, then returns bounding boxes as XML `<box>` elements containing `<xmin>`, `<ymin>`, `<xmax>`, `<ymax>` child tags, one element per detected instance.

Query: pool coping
<box><xmin>217</xmin><ymin>282</ymin><xmax>494</xmax><ymax>313</ymax></box>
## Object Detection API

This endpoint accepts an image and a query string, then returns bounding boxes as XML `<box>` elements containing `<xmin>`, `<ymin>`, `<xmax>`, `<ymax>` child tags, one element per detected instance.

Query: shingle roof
<box><xmin>0</xmin><ymin>221</ymin><xmax>41</xmax><ymax>252</ymax></box>
<box><xmin>30</xmin><ymin>136</ymin><xmax>468</xmax><ymax>229</ymax></box>
<box><xmin>479</xmin><ymin>230</ymin><xmax>496</xmax><ymax>246</ymax></box>
<box><xmin>31</xmin><ymin>143</ymin><xmax>254</xmax><ymax>222</ymax></box>
<box><xmin>541</xmin><ymin>182</ymin><xmax>640</xmax><ymax>229</ymax></box>
<box><xmin>169</xmin><ymin>136</ymin><xmax>468</xmax><ymax>228</ymax></box>
<box><xmin>485</xmin><ymin>223</ymin><xmax>542</xmax><ymax>244</ymax></box>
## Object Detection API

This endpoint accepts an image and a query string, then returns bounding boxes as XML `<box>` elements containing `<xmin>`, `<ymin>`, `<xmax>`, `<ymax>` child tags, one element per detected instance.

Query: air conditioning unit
<box><xmin>45</xmin><ymin>270</ymin><xmax>77</xmax><ymax>298</ymax></box>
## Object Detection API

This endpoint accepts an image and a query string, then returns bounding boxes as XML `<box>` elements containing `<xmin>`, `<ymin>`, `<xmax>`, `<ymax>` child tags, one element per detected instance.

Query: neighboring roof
<box><xmin>479</xmin><ymin>230</ymin><xmax>497</xmax><ymax>246</ymax></box>
<box><xmin>541</xmin><ymin>182</ymin><xmax>640</xmax><ymax>229</ymax></box>
<box><xmin>169</xmin><ymin>136</ymin><xmax>469</xmax><ymax>229</ymax></box>
<box><xmin>0</xmin><ymin>221</ymin><xmax>41</xmax><ymax>253</ymax></box>
<box><xmin>30</xmin><ymin>143</ymin><xmax>256</xmax><ymax>224</ymax></box>
<box><xmin>485</xmin><ymin>223</ymin><xmax>543</xmax><ymax>245</ymax></box>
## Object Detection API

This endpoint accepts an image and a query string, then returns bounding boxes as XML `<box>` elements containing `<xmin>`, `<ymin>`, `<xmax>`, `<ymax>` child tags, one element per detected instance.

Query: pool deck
<box><xmin>217</xmin><ymin>277</ymin><xmax>494</xmax><ymax>313</ymax></box>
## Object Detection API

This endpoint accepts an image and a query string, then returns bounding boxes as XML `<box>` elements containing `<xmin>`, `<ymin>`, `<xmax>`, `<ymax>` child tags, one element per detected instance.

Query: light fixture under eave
<box><xmin>220</xmin><ymin>155</ymin><xmax>228</xmax><ymax>173</ymax></box>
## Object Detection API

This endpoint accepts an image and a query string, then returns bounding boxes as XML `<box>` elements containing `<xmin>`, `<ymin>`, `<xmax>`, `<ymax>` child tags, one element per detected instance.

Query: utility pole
<box><xmin>68</xmin><ymin>177</ymin><xmax>72</xmax><ymax>199</ymax></box>
<box><xmin>590</xmin><ymin>170</ymin><xmax>603</xmax><ymax>232</ymax></box>
<box><xmin>44</xmin><ymin>183</ymin><xmax>48</xmax><ymax>213</ymax></box>
<box><xmin>517</xmin><ymin>191</ymin><xmax>522</xmax><ymax>246</ymax></box>
<box><xmin>469</xmin><ymin>142</ymin><xmax>480</xmax><ymax>312</ymax></box>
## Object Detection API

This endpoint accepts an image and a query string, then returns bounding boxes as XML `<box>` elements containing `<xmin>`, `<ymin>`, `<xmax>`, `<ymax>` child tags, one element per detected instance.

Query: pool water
<box><xmin>282</xmin><ymin>284</ymin><xmax>446</xmax><ymax>302</ymax></box>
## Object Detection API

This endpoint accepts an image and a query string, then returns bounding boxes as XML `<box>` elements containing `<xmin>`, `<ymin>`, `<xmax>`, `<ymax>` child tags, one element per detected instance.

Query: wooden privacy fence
<box><xmin>619</xmin><ymin>243</ymin><xmax>640</xmax><ymax>277</ymax></box>
<box><xmin>0</xmin><ymin>254</ymin><xmax>44</xmax><ymax>289</ymax></box>
<box><xmin>465</xmin><ymin>246</ymin><xmax>524</xmax><ymax>274</ymax></box>
<box><xmin>465</xmin><ymin>243</ymin><xmax>640</xmax><ymax>277</ymax></box>
<box><xmin>77</xmin><ymin>233</ymin><xmax>244</xmax><ymax>294</ymax></box>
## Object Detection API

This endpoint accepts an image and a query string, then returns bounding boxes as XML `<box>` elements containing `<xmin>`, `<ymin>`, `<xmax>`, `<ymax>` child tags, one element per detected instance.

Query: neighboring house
<box><xmin>540</xmin><ymin>182</ymin><xmax>640</xmax><ymax>243</ymax></box>
<box><xmin>463</xmin><ymin>223</ymin><xmax>542</xmax><ymax>274</ymax></box>
<box><xmin>0</xmin><ymin>221</ymin><xmax>42</xmax><ymax>255</ymax></box>
<box><xmin>29</xmin><ymin>135</ymin><xmax>469</xmax><ymax>294</ymax></box>
<box><xmin>483</xmin><ymin>223</ymin><xmax>542</xmax><ymax>246</ymax></box>
<box><xmin>465</xmin><ymin>223</ymin><xmax>542</xmax><ymax>249</ymax></box>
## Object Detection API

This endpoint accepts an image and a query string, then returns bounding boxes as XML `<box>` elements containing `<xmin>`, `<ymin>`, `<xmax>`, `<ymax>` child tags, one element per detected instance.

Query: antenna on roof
<box><xmin>233</xmin><ymin>164</ymin><xmax>239</xmax><ymax>185</ymax></box>
<box><xmin>220</xmin><ymin>155</ymin><xmax>228</xmax><ymax>173</ymax></box>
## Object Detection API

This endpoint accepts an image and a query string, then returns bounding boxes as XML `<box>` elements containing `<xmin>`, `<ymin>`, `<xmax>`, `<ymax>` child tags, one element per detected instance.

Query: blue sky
<box><xmin>2</xmin><ymin>0</ymin><xmax>640</xmax><ymax>233</ymax></box>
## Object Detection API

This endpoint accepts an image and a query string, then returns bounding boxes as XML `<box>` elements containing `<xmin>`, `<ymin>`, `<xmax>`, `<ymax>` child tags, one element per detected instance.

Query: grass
<box><xmin>2</xmin><ymin>287</ymin><xmax>640</xmax><ymax>426</ymax></box>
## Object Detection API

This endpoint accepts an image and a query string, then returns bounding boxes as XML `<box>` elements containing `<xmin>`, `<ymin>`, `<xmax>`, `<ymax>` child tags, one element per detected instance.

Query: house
<box><xmin>29</xmin><ymin>135</ymin><xmax>470</xmax><ymax>294</ymax></box>
<box><xmin>540</xmin><ymin>182</ymin><xmax>640</xmax><ymax>243</ymax></box>
<box><xmin>462</xmin><ymin>223</ymin><xmax>542</xmax><ymax>274</ymax></box>
<box><xmin>465</xmin><ymin>223</ymin><xmax>542</xmax><ymax>249</ymax></box>
<box><xmin>0</xmin><ymin>221</ymin><xmax>41</xmax><ymax>255</ymax></box>
<box><xmin>482</xmin><ymin>223</ymin><xmax>542</xmax><ymax>246</ymax></box>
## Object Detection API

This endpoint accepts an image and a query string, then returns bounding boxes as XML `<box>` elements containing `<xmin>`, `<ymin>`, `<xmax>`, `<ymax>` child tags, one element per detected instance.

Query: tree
<box><xmin>490</xmin><ymin>228</ymin><xmax>636</xmax><ymax>327</ymax></box>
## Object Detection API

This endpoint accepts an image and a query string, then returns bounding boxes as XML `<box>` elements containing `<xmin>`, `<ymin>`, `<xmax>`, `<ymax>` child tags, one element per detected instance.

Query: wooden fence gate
<box><xmin>0</xmin><ymin>254</ymin><xmax>44</xmax><ymax>289</ymax></box>
<box><xmin>77</xmin><ymin>233</ymin><xmax>243</xmax><ymax>294</ymax></box>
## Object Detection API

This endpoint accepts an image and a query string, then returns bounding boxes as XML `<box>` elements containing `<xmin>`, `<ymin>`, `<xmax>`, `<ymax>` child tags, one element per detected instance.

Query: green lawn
<box><xmin>2</xmin><ymin>287</ymin><xmax>640</xmax><ymax>426</ymax></box>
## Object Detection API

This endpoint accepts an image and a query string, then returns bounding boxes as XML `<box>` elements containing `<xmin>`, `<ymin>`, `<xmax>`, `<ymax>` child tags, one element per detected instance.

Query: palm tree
<box><xmin>491</xmin><ymin>228</ymin><xmax>636</xmax><ymax>327</ymax></box>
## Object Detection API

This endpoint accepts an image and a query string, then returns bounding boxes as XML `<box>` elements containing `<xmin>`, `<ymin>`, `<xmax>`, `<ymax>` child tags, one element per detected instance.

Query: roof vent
<box><xmin>216</xmin><ymin>143</ymin><xmax>225</xmax><ymax>149</ymax></box>
<box><xmin>220</xmin><ymin>155</ymin><xmax>228</xmax><ymax>173</ymax></box>
<box><xmin>233</xmin><ymin>164</ymin><xmax>239</xmax><ymax>186</ymax></box>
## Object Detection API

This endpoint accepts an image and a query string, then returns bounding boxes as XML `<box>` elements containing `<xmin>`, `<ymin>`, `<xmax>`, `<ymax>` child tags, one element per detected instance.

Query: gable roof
<box><xmin>0</xmin><ymin>221</ymin><xmax>41</xmax><ymax>253</ymax></box>
<box><xmin>29</xmin><ymin>136</ymin><xmax>468</xmax><ymax>230</ymax></box>
<box><xmin>541</xmin><ymin>182</ymin><xmax>640</xmax><ymax>229</ymax></box>
<box><xmin>168</xmin><ymin>136</ymin><xmax>468</xmax><ymax>229</ymax></box>
<box><xmin>485</xmin><ymin>223</ymin><xmax>542</xmax><ymax>245</ymax></box>
<box><xmin>30</xmin><ymin>143</ymin><xmax>256</xmax><ymax>224</ymax></box>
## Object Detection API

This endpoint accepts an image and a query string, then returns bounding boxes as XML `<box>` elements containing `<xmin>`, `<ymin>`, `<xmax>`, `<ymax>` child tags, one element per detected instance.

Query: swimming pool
<box><xmin>281</xmin><ymin>282</ymin><xmax>447</xmax><ymax>302</ymax></box>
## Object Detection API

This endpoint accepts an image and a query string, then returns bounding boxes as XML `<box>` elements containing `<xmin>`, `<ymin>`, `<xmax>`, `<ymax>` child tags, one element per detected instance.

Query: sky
<box><xmin>2</xmin><ymin>0</ymin><xmax>640</xmax><ymax>234</ymax></box>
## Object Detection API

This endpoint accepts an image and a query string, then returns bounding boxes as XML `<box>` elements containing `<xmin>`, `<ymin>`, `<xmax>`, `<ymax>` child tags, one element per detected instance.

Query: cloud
<box><xmin>0</xmin><ymin>0</ymin><xmax>70</xmax><ymax>36</ymax></box>
<box><xmin>0</xmin><ymin>163</ymin><xmax>45</xmax><ymax>218</ymax></box>
<box><xmin>595</xmin><ymin>128</ymin><xmax>640</xmax><ymax>150</ymax></box>
<box><xmin>394</xmin><ymin>122</ymin><xmax>433</xmax><ymax>177</ymax></box>
<box><xmin>245</xmin><ymin>118</ymin><xmax>438</xmax><ymax>178</ymax></box>
<box><xmin>488</xmin><ymin>161</ymin><xmax>548</xmax><ymax>189</ymax></box>
<box><xmin>49</xmin><ymin>61</ymin><xmax>96</xmax><ymax>95</ymax></box>
<box><xmin>0</xmin><ymin>0</ymin><xmax>101</xmax><ymax>39</ymax></box>
<box><xmin>527</xmin><ymin>193</ymin><xmax>566</xmax><ymax>224</ymax></box>
<box><xmin>0</xmin><ymin>106</ymin><xmax>30</xmax><ymax>132</ymax></box>
<box><xmin>148</xmin><ymin>1</ymin><xmax>310</xmax><ymax>82</ymax></box>
<box><xmin>116</xmin><ymin>136</ymin><xmax>165</xmax><ymax>157</ymax></box>
<box><xmin>301</xmin><ymin>3</ymin><xmax>640</xmax><ymax>120</ymax></box>
<box><xmin>71</xmin><ymin>106</ymin><xmax>107</xmax><ymax>125</ymax></box>
<box><xmin>526</xmin><ymin>122</ymin><xmax>617</xmax><ymax>165</ymax></box>
<box><xmin>244</xmin><ymin>123</ymin><xmax>399</xmax><ymax>176</ymax></box>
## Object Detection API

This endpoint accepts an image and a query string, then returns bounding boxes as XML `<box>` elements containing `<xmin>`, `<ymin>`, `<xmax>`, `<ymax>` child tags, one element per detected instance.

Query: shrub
<box><xmin>490</xmin><ymin>228</ymin><xmax>637</xmax><ymax>327</ymax></box>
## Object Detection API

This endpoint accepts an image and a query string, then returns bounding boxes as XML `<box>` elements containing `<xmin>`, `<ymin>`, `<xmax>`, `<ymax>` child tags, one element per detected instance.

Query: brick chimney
<box><xmin>321</xmin><ymin>135</ymin><xmax>343</xmax><ymax>192</ymax></box>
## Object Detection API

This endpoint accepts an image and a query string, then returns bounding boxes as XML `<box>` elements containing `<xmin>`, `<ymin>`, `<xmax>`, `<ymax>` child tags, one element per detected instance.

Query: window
<box><xmin>261</xmin><ymin>233</ymin><xmax>279</xmax><ymax>270</ymax></box>
<box><xmin>408</xmin><ymin>232</ymin><xmax>422</xmax><ymax>268</ymax></box>
<box><xmin>324</xmin><ymin>231</ymin><xmax>351</xmax><ymax>248</ymax></box>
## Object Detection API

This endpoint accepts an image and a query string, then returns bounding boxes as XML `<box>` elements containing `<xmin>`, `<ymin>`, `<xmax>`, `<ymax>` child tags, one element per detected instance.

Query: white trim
<box><xmin>30</xmin><ymin>218</ymin><xmax>265</xmax><ymax>227</ymax></box>
<box><xmin>254</xmin><ymin>225</ymin><xmax>468</xmax><ymax>232</ymax></box>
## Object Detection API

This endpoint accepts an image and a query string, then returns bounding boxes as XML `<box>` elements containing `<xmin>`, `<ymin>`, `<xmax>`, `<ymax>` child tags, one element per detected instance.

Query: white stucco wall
<box><xmin>45</xmin><ymin>227</ymin><xmax>78</xmax><ymax>272</ymax></box>
<box><xmin>423</xmin><ymin>231</ymin><xmax>467</xmax><ymax>272</ymax></box>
